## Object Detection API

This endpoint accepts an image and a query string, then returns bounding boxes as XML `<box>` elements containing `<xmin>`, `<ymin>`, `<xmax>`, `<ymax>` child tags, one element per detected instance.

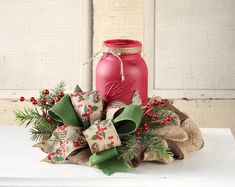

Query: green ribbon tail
<box><xmin>89</xmin><ymin>148</ymin><xmax>133</xmax><ymax>175</ymax></box>
<box><xmin>113</xmin><ymin>105</ymin><xmax>143</xmax><ymax>136</ymax></box>
<box><xmin>98</xmin><ymin>157</ymin><xmax>133</xmax><ymax>175</ymax></box>
<box><xmin>48</xmin><ymin>94</ymin><xmax>82</xmax><ymax>126</ymax></box>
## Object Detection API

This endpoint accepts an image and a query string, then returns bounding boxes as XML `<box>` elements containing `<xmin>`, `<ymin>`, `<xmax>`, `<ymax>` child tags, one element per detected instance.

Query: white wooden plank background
<box><xmin>145</xmin><ymin>0</ymin><xmax>235</xmax><ymax>99</ymax></box>
<box><xmin>0</xmin><ymin>0</ymin><xmax>92</xmax><ymax>99</ymax></box>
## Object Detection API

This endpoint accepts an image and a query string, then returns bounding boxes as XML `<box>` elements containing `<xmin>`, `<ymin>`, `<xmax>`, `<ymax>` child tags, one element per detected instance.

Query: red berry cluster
<box><xmin>55</xmin><ymin>92</ymin><xmax>64</xmax><ymax>103</ymax></box>
<box><xmin>19</xmin><ymin>88</ymin><xmax>65</xmax><ymax>123</ymax></box>
<box><xmin>134</xmin><ymin>98</ymin><xmax>172</xmax><ymax>137</ymax></box>
<box><xmin>19</xmin><ymin>89</ymin><xmax>64</xmax><ymax>106</ymax></box>
<box><xmin>19</xmin><ymin>96</ymin><xmax>38</xmax><ymax>105</ymax></box>
<box><xmin>40</xmin><ymin>89</ymin><xmax>64</xmax><ymax>105</ymax></box>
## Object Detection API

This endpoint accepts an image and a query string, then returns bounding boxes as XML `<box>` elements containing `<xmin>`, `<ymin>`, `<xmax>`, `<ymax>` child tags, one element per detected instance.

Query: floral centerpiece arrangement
<box><xmin>15</xmin><ymin>82</ymin><xmax>204</xmax><ymax>175</ymax></box>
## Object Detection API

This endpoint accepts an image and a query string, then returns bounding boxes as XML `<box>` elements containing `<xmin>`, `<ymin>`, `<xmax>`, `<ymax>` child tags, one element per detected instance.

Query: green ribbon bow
<box><xmin>48</xmin><ymin>86</ymin><xmax>143</xmax><ymax>175</ymax></box>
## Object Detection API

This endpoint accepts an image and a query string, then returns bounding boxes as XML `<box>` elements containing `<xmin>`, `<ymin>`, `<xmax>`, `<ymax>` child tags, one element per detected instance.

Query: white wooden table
<box><xmin>0</xmin><ymin>126</ymin><xmax>234</xmax><ymax>187</ymax></box>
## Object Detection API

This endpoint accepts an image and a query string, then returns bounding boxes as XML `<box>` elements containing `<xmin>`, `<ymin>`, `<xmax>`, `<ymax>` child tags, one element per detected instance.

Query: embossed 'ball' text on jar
<box><xmin>96</xmin><ymin>39</ymin><xmax>148</xmax><ymax>105</ymax></box>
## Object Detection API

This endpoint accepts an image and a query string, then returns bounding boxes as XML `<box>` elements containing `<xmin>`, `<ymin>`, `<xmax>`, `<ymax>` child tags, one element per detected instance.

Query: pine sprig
<box><xmin>15</xmin><ymin>108</ymin><xmax>56</xmax><ymax>141</ymax></box>
<box><xmin>117</xmin><ymin>135</ymin><xmax>141</xmax><ymax>161</ymax></box>
<box><xmin>14</xmin><ymin>108</ymin><xmax>41</xmax><ymax>127</ymax></box>
<box><xmin>49</xmin><ymin>81</ymin><xmax>66</xmax><ymax>98</ymax></box>
<box><xmin>117</xmin><ymin>130</ymin><xmax>173</xmax><ymax>163</ymax></box>
<box><xmin>15</xmin><ymin>81</ymin><xmax>66</xmax><ymax>141</ymax></box>
<box><xmin>142</xmin><ymin>130</ymin><xmax>173</xmax><ymax>159</ymax></box>
<box><xmin>30</xmin><ymin>124</ymin><xmax>54</xmax><ymax>141</ymax></box>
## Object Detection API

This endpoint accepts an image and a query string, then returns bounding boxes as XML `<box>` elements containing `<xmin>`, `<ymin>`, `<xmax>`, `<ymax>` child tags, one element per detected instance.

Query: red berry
<box><xmin>145</xmin><ymin>104</ymin><xmax>151</xmax><ymax>110</ymax></box>
<box><xmin>160</xmin><ymin>99</ymin><xmax>165</xmax><ymax>104</ymax></box>
<box><xmin>47</xmin><ymin>116</ymin><xmax>53</xmax><ymax>122</ymax></box>
<box><xmin>19</xmin><ymin>97</ymin><xmax>25</xmax><ymax>102</ymax></box>
<box><xmin>143</xmin><ymin>122</ymin><xmax>148</xmax><ymax>128</ymax></box>
<box><xmin>59</xmin><ymin>92</ymin><xmax>64</xmax><ymax>98</ymax></box>
<box><xmin>153</xmin><ymin>99</ymin><xmax>158</xmax><ymax>106</ymax></box>
<box><xmin>135</xmin><ymin>130</ymin><xmax>141</xmax><ymax>137</ymax></box>
<box><xmin>55</xmin><ymin>97</ymin><xmax>60</xmax><ymax>102</ymax></box>
<box><xmin>161</xmin><ymin>120</ymin><xmax>166</xmax><ymax>125</ymax></box>
<box><xmin>41</xmin><ymin>112</ymin><xmax>46</xmax><ymax>118</ymax></box>
<box><xmin>29</xmin><ymin>97</ymin><xmax>35</xmax><ymax>102</ymax></box>
<box><xmin>166</xmin><ymin>116</ymin><xmax>172</xmax><ymax>121</ymax></box>
<box><xmin>143</xmin><ymin>126</ymin><xmax>148</xmax><ymax>131</ymax></box>
<box><xmin>49</xmin><ymin>99</ymin><xmax>55</xmax><ymax>105</ymax></box>
<box><xmin>135</xmin><ymin>130</ymin><xmax>140</xmax><ymax>136</ymax></box>
<box><xmin>41</xmin><ymin>98</ymin><xmax>47</xmax><ymax>104</ymax></box>
<box><xmin>154</xmin><ymin>113</ymin><xmax>159</xmax><ymax>118</ymax></box>
<box><xmin>32</xmin><ymin>100</ymin><xmax>38</xmax><ymax>105</ymax></box>
<box><xmin>146</xmin><ymin>112</ymin><xmax>152</xmax><ymax>118</ymax></box>
<box><xmin>43</xmin><ymin>89</ymin><xmax>49</xmax><ymax>95</ymax></box>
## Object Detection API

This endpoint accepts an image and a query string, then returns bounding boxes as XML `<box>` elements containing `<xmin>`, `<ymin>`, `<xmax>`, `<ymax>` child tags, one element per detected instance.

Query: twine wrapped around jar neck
<box><xmin>103</xmin><ymin>45</ymin><xmax>142</xmax><ymax>55</ymax></box>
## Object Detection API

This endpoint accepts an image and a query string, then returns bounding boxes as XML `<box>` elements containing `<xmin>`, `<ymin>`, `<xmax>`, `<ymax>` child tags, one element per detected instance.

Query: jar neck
<box><xmin>103</xmin><ymin>39</ymin><xmax>142</xmax><ymax>55</ymax></box>
<box><xmin>103</xmin><ymin>46</ymin><xmax>142</xmax><ymax>55</ymax></box>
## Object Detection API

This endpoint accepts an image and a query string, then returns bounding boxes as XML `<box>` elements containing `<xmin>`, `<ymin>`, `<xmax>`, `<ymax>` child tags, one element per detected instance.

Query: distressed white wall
<box><xmin>0</xmin><ymin>0</ymin><xmax>92</xmax><ymax>99</ymax></box>
<box><xmin>145</xmin><ymin>0</ymin><xmax>235</xmax><ymax>99</ymax></box>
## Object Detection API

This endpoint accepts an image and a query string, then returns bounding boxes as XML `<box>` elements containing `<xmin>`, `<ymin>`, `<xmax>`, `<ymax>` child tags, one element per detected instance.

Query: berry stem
<box><xmin>144</xmin><ymin>107</ymin><xmax>153</xmax><ymax>115</ymax></box>
<box><xmin>148</xmin><ymin>119</ymin><xmax>162</xmax><ymax>124</ymax></box>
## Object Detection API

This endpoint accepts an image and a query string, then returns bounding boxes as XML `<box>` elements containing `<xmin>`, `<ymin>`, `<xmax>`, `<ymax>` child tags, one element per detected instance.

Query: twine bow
<box><xmin>36</xmin><ymin>85</ymin><xmax>143</xmax><ymax>175</ymax></box>
<box><xmin>83</xmin><ymin>47</ymin><xmax>127</xmax><ymax>81</ymax></box>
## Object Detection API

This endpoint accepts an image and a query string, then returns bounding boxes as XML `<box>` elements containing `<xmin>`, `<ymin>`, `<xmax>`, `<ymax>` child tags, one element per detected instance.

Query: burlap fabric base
<box><xmin>34</xmin><ymin>96</ymin><xmax>204</xmax><ymax>166</ymax></box>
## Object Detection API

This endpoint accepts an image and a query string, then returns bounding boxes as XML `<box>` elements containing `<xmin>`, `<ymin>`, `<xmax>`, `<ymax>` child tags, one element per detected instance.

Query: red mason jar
<box><xmin>96</xmin><ymin>39</ymin><xmax>148</xmax><ymax>105</ymax></box>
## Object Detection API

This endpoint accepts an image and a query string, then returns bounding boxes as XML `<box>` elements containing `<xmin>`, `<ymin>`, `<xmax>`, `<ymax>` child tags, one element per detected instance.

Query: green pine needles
<box><xmin>15</xmin><ymin>107</ymin><xmax>41</xmax><ymax>127</ymax></box>
<box><xmin>142</xmin><ymin>130</ymin><xmax>173</xmax><ymax>160</ymax></box>
<box><xmin>117</xmin><ymin>135</ymin><xmax>141</xmax><ymax>161</ymax></box>
<box><xmin>118</xmin><ymin>130</ymin><xmax>173</xmax><ymax>164</ymax></box>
